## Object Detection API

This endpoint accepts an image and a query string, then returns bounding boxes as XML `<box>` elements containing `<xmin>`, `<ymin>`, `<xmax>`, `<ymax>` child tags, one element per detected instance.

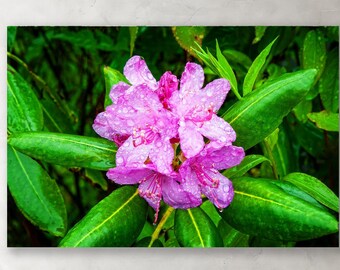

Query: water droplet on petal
<box><xmin>218</xmin><ymin>208</ymin><xmax>224</xmax><ymax>213</ymax></box>
<box><xmin>156</xmin><ymin>141</ymin><xmax>162</xmax><ymax>147</ymax></box>
<box><xmin>116</xmin><ymin>157</ymin><xmax>123</xmax><ymax>164</ymax></box>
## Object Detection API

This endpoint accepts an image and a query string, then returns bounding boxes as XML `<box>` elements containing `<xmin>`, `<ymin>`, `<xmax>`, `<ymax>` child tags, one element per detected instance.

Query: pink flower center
<box><xmin>191</xmin><ymin>163</ymin><xmax>220</xmax><ymax>188</ymax></box>
<box><xmin>186</xmin><ymin>103</ymin><xmax>214</xmax><ymax>126</ymax></box>
<box><xmin>132</xmin><ymin>124</ymin><xmax>159</xmax><ymax>147</ymax></box>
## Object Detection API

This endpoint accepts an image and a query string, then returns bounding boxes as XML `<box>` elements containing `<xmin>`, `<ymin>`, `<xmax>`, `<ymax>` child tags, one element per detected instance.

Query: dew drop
<box><xmin>207</xmin><ymin>91</ymin><xmax>212</xmax><ymax>97</ymax></box>
<box><xmin>156</xmin><ymin>141</ymin><xmax>162</xmax><ymax>147</ymax></box>
<box><xmin>218</xmin><ymin>208</ymin><xmax>224</xmax><ymax>213</ymax></box>
<box><xmin>116</xmin><ymin>157</ymin><xmax>123</xmax><ymax>164</ymax></box>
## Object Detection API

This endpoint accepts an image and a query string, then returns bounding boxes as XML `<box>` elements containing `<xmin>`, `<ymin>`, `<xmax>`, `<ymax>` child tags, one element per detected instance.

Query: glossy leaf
<box><xmin>200</xmin><ymin>200</ymin><xmax>222</xmax><ymax>226</ymax></box>
<box><xmin>302</xmin><ymin>30</ymin><xmax>327</xmax><ymax>84</ymax></box>
<box><xmin>319</xmin><ymin>49</ymin><xmax>339</xmax><ymax>113</ymax></box>
<box><xmin>283</xmin><ymin>172</ymin><xmax>339</xmax><ymax>212</ymax></box>
<box><xmin>243</xmin><ymin>37</ymin><xmax>277</xmax><ymax>96</ymax></box>
<box><xmin>174</xmin><ymin>208</ymin><xmax>223</xmax><ymax>247</ymax></box>
<box><xmin>8</xmin><ymin>145</ymin><xmax>67</xmax><ymax>237</ymax></box>
<box><xmin>59</xmin><ymin>186</ymin><xmax>147</xmax><ymax>247</ymax></box>
<box><xmin>172</xmin><ymin>26</ymin><xmax>206</xmax><ymax>58</ymax></box>
<box><xmin>223</xmin><ymin>155</ymin><xmax>270</xmax><ymax>179</ymax></box>
<box><xmin>8</xmin><ymin>132</ymin><xmax>117</xmax><ymax>170</ymax></box>
<box><xmin>219</xmin><ymin>177</ymin><xmax>338</xmax><ymax>241</ymax></box>
<box><xmin>223</xmin><ymin>49</ymin><xmax>252</xmax><ymax>69</ymax></box>
<box><xmin>103</xmin><ymin>66</ymin><xmax>129</xmax><ymax>107</ymax></box>
<box><xmin>307</xmin><ymin>111</ymin><xmax>339</xmax><ymax>132</ymax></box>
<box><xmin>7</xmin><ymin>67</ymin><xmax>44</xmax><ymax>133</ymax></box>
<box><xmin>7</xmin><ymin>26</ymin><xmax>17</xmax><ymax>52</ymax></box>
<box><xmin>218</xmin><ymin>219</ymin><xmax>249</xmax><ymax>247</ymax></box>
<box><xmin>223</xmin><ymin>69</ymin><xmax>317</xmax><ymax>150</ymax></box>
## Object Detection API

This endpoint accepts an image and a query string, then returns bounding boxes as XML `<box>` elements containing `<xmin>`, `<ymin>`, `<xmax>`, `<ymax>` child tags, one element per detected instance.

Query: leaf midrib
<box><xmin>187</xmin><ymin>209</ymin><xmax>205</xmax><ymax>247</ymax></box>
<box><xmin>73</xmin><ymin>190</ymin><xmax>139</xmax><ymax>247</ymax></box>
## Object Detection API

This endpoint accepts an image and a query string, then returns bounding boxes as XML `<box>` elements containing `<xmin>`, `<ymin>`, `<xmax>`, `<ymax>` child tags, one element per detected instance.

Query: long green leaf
<box><xmin>223</xmin><ymin>154</ymin><xmax>270</xmax><ymax>179</ymax></box>
<box><xmin>219</xmin><ymin>177</ymin><xmax>338</xmax><ymax>241</ymax></box>
<box><xmin>319</xmin><ymin>49</ymin><xmax>339</xmax><ymax>113</ymax></box>
<box><xmin>217</xmin><ymin>219</ymin><xmax>249</xmax><ymax>247</ymax></box>
<box><xmin>8</xmin><ymin>145</ymin><xmax>67</xmax><ymax>237</ymax></box>
<box><xmin>223</xmin><ymin>69</ymin><xmax>316</xmax><ymax>150</ymax></box>
<box><xmin>174</xmin><ymin>208</ymin><xmax>223</xmax><ymax>247</ymax></box>
<box><xmin>8</xmin><ymin>132</ymin><xmax>117</xmax><ymax>170</ymax></box>
<box><xmin>7</xmin><ymin>67</ymin><xmax>44</xmax><ymax>133</ymax></box>
<box><xmin>59</xmin><ymin>186</ymin><xmax>147</xmax><ymax>247</ymax></box>
<box><xmin>243</xmin><ymin>37</ymin><xmax>277</xmax><ymax>96</ymax></box>
<box><xmin>283</xmin><ymin>172</ymin><xmax>339</xmax><ymax>212</ymax></box>
<box><xmin>129</xmin><ymin>27</ymin><xmax>138</xmax><ymax>56</ymax></box>
<box><xmin>302</xmin><ymin>29</ymin><xmax>327</xmax><ymax>84</ymax></box>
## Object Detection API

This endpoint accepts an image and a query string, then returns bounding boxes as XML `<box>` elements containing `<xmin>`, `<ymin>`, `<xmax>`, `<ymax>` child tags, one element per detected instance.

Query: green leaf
<box><xmin>253</xmin><ymin>26</ymin><xmax>267</xmax><ymax>44</ymax></box>
<box><xmin>8</xmin><ymin>132</ymin><xmax>117</xmax><ymax>170</ymax></box>
<box><xmin>103</xmin><ymin>66</ymin><xmax>129</xmax><ymax>107</ymax></box>
<box><xmin>164</xmin><ymin>237</ymin><xmax>180</xmax><ymax>247</ymax></box>
<box><xmin>84</xmin><ymin>169</ymin><xmax>108</xmax><ymax>191</ymax></box>
<box><xmin>174</xmin><ymin>208</ymin><xmax>223</xmax><ymax>247</ymax></box>
<box><xmin>223</xmin><ymin>155</ymin><xmax>270</xmax><ymax>179</ymax></box>
<box><xmin>216</xmin><ymin>40</ymin><xmax>239</xmax><ymax>94</ymax></box>
<box><xmin>302</xmin><ymin>30</ymin><xmax>327</xmax><ymax>84</ymax></box>
<box><xmin>319</xmin><ymin>49</ymin><xmax>339</xmax><ymax>113</ymax></box>
<box><xmin>219</xmin><ymin>177</ymin><xmax>338</xmax><ymax>241</ymax></box>
<box><xmin>283</xmin><ymin>172</ymin><xmax>339</xmax><ymax>212</ymax></box>
<box><xmin>7</xmin><ymin>67</ymin><xmax>44</xmax><ymax>133</ymax></box>
<box><xmin>134</xmin><ymin>237</ymin><xmax>163</xmax><ymax>247</ymax></box>
<box><xmin>172</xmin><ymin>26</ymin><xmax>206</xmax><ymax>58</ymax></box>
<box><xmin>217</xmin><ymin>219</ymin><xmax>249</xmax><ymax>247</ymax></box>
<box><xmin>59</xmin><ymin>186</ymin><xmax>147</xmax><ymax>247</ymax></box>
<box><xmin>200</xmin><ymin>200</ymin><xmax>222</xmax><ymax>226</ymax></box>
<box><xmin>293</xmin><ymin>99</ymin><xmax>313</xmax><ymax>123</ymax></box>
<box><xmin>8</xmin><ymin>145</ymin><xmax>67</xmax><ymax>237</ymax></box>
<box><xmin>222</xmin><ymin>49</ymin><xmax>252</xmax><ymax>69</ymax></box>
<box><xmin>223</xmin><ymin>69</ymin><xmax>317</xmax><ymax>150</ymax></box>
<box><xmin>243</xmin><ymin>37</ymin><xmax>277</xmax><ymax>96</ymax></box>
<box><xmin>7</xmin><ymin>26</ymin><xmax>17</xmax><ymax>52</ymax></box>
<box><xmin>307</xmin><ymin>111</ymin><xmax>339</xmax><ymax>132</ymax></box>
<box><xmin>129</xmin><ymin>27</ymin><xmax>138</xmax><ymax>56</ymax></box>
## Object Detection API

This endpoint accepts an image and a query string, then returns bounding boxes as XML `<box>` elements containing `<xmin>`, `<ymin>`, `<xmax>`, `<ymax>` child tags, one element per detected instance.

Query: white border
<box><xmin>1</xmin><ymin>0</ymin><xmax>340</xmax><ymax>269</ymax></box>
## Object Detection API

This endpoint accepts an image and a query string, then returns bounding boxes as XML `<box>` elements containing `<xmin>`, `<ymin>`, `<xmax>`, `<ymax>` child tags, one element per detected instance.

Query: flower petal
<box><xmin>178</xmin><ymin>161</ymin><xmax>202</xmax><ymax>205</ymax></box>
<box><xmin>149</xmin><ymin>138</ymin><xmax>174</xmax><ymax>175</ymax></box>
<box><xmin>201</xmin><ymin>144</ymin><xmax>245</xmax><ymax>170</ymax></box>
<box><xmin>180</xmin><ymin>62</ymin><xmax>204</xmax><ymax>95</ymax></box>
<box><xmin>179</xmin><ymin>120</ymin><xmax>205</xmax><ymax>158</ymax></box>
<box><xmin>158</xmin><ymin>71</ymin><xmax>178</xmax><ymax>108</ymax></box>
<box><xmin>92</xmin><ymin>111</ymin><xmax>115</xmax><ymax>141</ymax></box>
<box><xmin>123</xmin><ymin>56</ymin><xmax>158</xmax><ymax>90</ymax></box>
<box><xmin>199</xmin><ymin>114</ymin><xmax>236</xmax><ymax>144</ymax></box>
<box><xmin>106</xmin><ymin>166</ymin><xmax>151</xmax><ymax>185</ymax></box>
<box><xmin>116</xmin><ymin>137</ymin><xmax>151</xmax><ymax>166</ymax></box>
<box><xmin>138</xmin><ymin>173</ymin><xmax>162</xmax><ymax>215</ymax></box>
<box><xmin>109</xmin><ymin>82</ymin><xmax>130</xmax><ymax>104</ymax></box>
<box><xmin>201</xmin><ymin>78</ymin><xmax>230</xmax><ymax>112</ymax></box>
<box><xmin>200</xmin><ymin>171</ymin><xmax>234</xmax><ymax>209</ymax></box>
<box><xmin>162</xmin><ymin>177</ymin><xmax>201</xmax><ymax>209</ymax></box>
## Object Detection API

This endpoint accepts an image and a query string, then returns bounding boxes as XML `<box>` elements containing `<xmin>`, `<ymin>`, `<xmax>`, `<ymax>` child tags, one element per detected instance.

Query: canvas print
<box><xmin>7</xmin><ymin>26</ymin><xmax>339</xmax><ymax>247</ymax></box>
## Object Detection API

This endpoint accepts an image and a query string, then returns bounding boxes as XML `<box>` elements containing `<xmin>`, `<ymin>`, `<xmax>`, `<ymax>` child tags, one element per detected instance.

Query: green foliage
<box><xmin>7</xmin><ymin>26</ymin><xmax>339</xmax><ymax>247</ymax></box>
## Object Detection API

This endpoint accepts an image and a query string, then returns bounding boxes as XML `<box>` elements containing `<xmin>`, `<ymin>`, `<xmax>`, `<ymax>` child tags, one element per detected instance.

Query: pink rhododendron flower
<box><xmin>93</xmin><ymin>55</ymin><xmax>245</xmax><ymax>219</ymax></box>
<box><xmin>179</xmin><ymin>143</ymin><xmax>245</xmax><ymax>209</ymax></box>
<box><xmin>169</xmin><ymin>62</ymin><xmax>236</xmax><ymax>158</ymax></box>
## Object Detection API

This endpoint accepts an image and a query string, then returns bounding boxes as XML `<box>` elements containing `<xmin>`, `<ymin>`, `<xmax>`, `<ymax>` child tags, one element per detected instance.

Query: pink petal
<box><xmin>201</xmin><ymin>144</ymin><xmax>245</xmax><ymax>171</ymax></box>
<box><xmin>92</xmin><ymin>111</ymin><xmax>115</xmax><ymax>141</ymax></box>
<box><xmin>178</xmin><ymin>120</ymin><xmax>204</xmax><ymax>158</ymax></box>
<box><xmin>138</xmin><ymin>173</ymin><xmax>162</xmax><ymax>213</ymax></box>
<box><xmin>180</xmin><ymin>62</ymin><xmax>204</xmax><ymax>96</ymax></box>
<box><xmin>178</xmin><ymin>161</ymin><xmax>202</xmax><ymax>204</ymax></box>
<box><xmin>123</xmin><ymin>56</ymin><xmax>158</xmax><ymax>90</ymax></box>
<box><xmin>200</xmin><ymin>78</ymin><xmax>230</xmax><ymax>112</ymax></box>
<box><xmin>158</xmin><ymin>71</ymin><xmax>178</xmax><ymax>108</ymax></box>
<box><xmin>200</xmin><ymin>171</ymin><xmax>234</xmax><ymax>209</ymax></box>
<box><xmin>116</xmin><ymin>137</ymin><xmax>151</xmax><ymax>166</ymax></box>
<box><xmin>149</xmin><ymin>138</ymin><xmax>174</xmax><ymax>175</ymax></box>
<box><xmin>106</xmin><ymin>166</ymin><xmax>151</xmax><ymax>185</ymax></box>
<box><xmin>199</xmin><ymin>114</ymin><xmax>236</xmax><ymax>144</ymax></box>
<box><xmin>162</xmin><ymin>177</ymin><xmax>201</xmax><ymax>209</ymax></box>
<box><xmin>109</xmin><ymin>82</ymin><xmax>130</xmax><ymax>104</ymax></box>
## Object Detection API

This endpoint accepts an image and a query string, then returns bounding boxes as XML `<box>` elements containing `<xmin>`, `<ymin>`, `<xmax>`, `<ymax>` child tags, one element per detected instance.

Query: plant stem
<box><xmin>148</xmin><ymin>206</ymin><xmax>174</xmax><ymax>247</ymax></box>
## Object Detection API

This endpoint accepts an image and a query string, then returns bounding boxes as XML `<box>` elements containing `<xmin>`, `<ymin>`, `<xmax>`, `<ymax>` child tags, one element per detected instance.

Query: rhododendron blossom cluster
<box><xmin>93</xmin><ymin>56</ymin><xmax>245</xmax><ymax>221</ymax></box>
